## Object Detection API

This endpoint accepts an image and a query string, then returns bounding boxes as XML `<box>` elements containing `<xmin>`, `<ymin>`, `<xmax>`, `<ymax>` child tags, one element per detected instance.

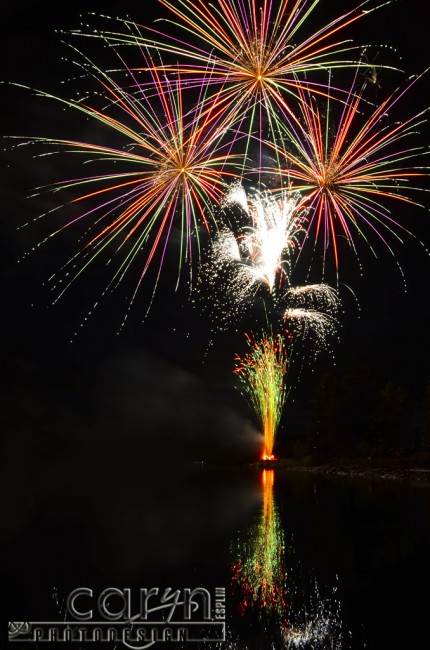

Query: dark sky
<box><xmin>1</xmin><ymin>0</ymin><xmax>429</xmax><ymax>460</ymax></box>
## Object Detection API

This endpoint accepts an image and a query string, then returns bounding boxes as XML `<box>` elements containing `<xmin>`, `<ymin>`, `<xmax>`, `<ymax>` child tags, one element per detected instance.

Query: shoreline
<box><xmin>249</xmin><ymin>458</ymin><xmax>430</xmax><ymax>484</ymax></box>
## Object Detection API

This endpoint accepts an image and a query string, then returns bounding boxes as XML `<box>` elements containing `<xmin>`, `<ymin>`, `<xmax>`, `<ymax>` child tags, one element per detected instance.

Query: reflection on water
<box><xmin>231</xmin><ymin>470</ymin><xmax>287</xmax><ymax>619</ymax></box>
<box><xmin>230</xmin><ymin>470</ymin><xmax>347</xmax><ymax>649</ymax></box>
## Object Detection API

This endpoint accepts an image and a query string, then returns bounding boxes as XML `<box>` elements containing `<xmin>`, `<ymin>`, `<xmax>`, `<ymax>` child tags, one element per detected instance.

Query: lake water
<box><xmin>2</xmin><ymin>460</ymin><xmax>430</xmax><ymax>649</ymax></box>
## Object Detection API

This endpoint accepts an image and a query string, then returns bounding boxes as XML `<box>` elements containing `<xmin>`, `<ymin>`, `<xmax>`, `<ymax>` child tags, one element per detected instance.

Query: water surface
<box><xmin>2</xmin><ymin>457</ymin><xmax>429</xmax><ymax>649</ymax></box>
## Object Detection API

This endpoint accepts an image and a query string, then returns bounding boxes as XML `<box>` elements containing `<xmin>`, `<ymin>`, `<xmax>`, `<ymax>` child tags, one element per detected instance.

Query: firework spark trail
<box><xmin>284</xmin><ymin>308</ymin><xmax>338</xmax><ymax>346</ymax></box>
<box><xmin>234</xmin><ymin>331</ymin><xmax>288</xmax><ymax>459</ymax></box>
<box><xmin>275</xmin><ymin>70</ymin><xmax>430</xmax><ymax>272</ymax></box>
<box><xmin>86</xmin><ymin>0</ymin><xmax>394</xmax><ymax>167</ymax></box>
<box><xmin>231</xmin><ymin>469</ymin><xmax>287</xmax><ymax>617</ymax></box>
<box><xmin>283</xmin><ymin>284</ymin><xmax>340</xmax><ymax>346</ymax></box>
<box><xmin>11</xmin><ymin>45</ymin><xmax>244</xmax><ymax>310</ymax></box>
<box><xmin>285</xmin><ymin>283</ymin><xmax>339</xmax><ymax>308</ymax></box>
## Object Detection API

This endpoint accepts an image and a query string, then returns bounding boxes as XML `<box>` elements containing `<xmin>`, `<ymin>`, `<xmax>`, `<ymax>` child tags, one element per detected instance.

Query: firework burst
<box><xmin>276</xmin><ymin>71</ymin><xmax>429</xmax><ymax>271</ymax></box>
<box><xmin>199</xmin><ymin>182</ymin><xmax>304</xmax><ymax>314</ymax></box>
<box><xmin>195</xmin><ymin>183</ymin><xmax>305</xmax><ymax>333</ymax></box>
<box><xmin>13</xmin><ymin>47</ymin><xmax>242</xmax><ymax>310</ymax></box>
<box><xmin>223</xmin><ymin>183</ymin><xmax>305</xmax><ymax>293</ymax></box>
<box><xmin>89</xmin><ymin>0</ymin><xmax>390</xmax><ymax>164</ymax></box>
<box><xmin>198</xmin><ymin>184</ymin><xmax>340</xmax><ymax>344</ymax></box>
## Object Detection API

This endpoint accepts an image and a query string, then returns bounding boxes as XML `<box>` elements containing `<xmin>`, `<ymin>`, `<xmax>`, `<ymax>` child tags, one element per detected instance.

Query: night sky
<box><xmin>1</xmin><ymin>0</ymin><xmax>430</xmax><ymax>466</ymax></box>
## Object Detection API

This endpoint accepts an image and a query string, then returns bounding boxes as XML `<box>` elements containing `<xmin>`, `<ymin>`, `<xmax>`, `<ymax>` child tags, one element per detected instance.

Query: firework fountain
<box><xmin>235</xmin><ymin>332</ymin><xmax>288</xmax><ymax>460</ymax></box>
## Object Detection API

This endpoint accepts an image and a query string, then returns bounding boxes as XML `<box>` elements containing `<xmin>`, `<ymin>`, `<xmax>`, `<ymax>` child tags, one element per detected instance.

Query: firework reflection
<box><xmin>230</xmin><ymin>470</ymin><xmax>347</xmax><ymax>649</ymax></box>
<box><xmin>231</xmin><ymin>470</ymin><xmax>287</xmax><ymax>620</ymax></box>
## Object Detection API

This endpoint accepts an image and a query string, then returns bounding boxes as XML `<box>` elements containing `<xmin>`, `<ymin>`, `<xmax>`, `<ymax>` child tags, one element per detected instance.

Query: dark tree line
<box><xmin>284</xmin><ymin>359</ymin><xmax>430</xmax><ymax>462</ymax></box>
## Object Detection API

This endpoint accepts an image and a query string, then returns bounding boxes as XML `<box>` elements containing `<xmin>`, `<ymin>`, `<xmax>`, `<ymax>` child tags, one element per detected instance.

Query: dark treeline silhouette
<box><xmin>280</xmin><ymin>359</ymin><xmax>430</xmax><ymax>463</ymax></box>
